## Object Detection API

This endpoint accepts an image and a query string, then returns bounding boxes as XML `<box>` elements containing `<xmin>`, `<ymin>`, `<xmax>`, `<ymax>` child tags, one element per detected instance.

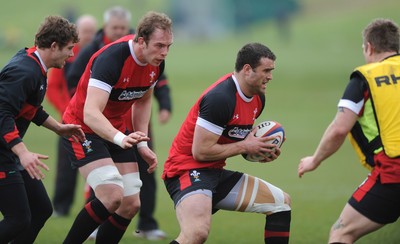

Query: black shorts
<box><xmin>0</xmin><ymin>169</ymin><xmax>23</xmax><ymax>186</ymax></box>
<box><xmin>62</xmin><ymin>133</ymin><xmax>137</xmax><ymax>169</ymax></box>
<box><xmin>348</xmin><ymin>173</ymin><xmax>400</xmax><ymax>224</ymax></box>
<box><xmin>164</xmin><ymin>168</ymin><xmax>243</xmax><ymax>209</ymax></box>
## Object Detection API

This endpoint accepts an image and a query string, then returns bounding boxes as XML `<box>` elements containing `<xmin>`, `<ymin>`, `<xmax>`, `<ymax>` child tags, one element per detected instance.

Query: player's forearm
<box><xmin>11</xmin><ymin>141</ymin><xmax>29</xmax><ymax>158</ymax></box>
<box><xmin>313</xmin><ymin>121</ymin><xmax>347</xmax><ymax>164</ymax></box>
<box><xmin>41</xmin><ymin>115</ymin><xmax>62</xmax><ymax>134</ymax></box>
<box><xmin>132</xmin><ymin>93</ymin><xmax>152</xmax><ymax>135</ymax></box>
<box><xmin>193</xmin><ymin>140</ymin><xmax>246</xmax><ymax>161</ymax></box>
<box><xmin>84</xmin><ymin>109</ymin><xmax>118</xmax><ymax>143</ymax></box>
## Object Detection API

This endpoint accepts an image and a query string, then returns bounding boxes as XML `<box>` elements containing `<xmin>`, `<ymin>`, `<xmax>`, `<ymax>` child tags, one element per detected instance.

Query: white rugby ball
<box><xmin>242</xmin><ymin>120</ymin><xmax>286</xmax><ymax>162</ymax></box>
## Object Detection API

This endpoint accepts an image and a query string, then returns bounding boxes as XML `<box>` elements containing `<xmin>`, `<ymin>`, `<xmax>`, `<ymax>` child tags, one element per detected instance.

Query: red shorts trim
<box><xmin>353</xmin><ymin>173</ymin><xmax>376</xmax><ymax>202</ymax></box>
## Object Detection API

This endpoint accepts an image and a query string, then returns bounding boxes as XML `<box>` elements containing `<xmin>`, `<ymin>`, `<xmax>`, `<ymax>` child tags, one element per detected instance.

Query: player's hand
<box><xmin>158</xmin><ymin>109</ymin><xmax>171</xmax><ymax>124</ymax></box>
<box><xmin>58</xmin><ymin>124</ymin><xmax>86</xmax><ymax>142</ymax></box>
<box><xmin>19</xmin><ymin>151</ymin><xmax>49</xmax><ymax>180</ymax></box>
<box><xmin>243</xmin><ymin>129</ymin><xmax>278</xmax><ymax>158</ymax></box>
<box><xmin>120</xmin><ymin>131</ymin><xmax>150</xmax><ymax>149</ymax></box>
<box><xmin>298</xmin><ymin>156</ymin><xmax>320</xmax><ymax>178</ymax></box>
<box><xmin>258</xmin><ymin>147</ymin><xmax>281</xmax><ymax>163</ymax></box>
<box><xmin>137</xmin><ymin>146</ymin><xmax>158</xmax><ymax>173</ymax></box>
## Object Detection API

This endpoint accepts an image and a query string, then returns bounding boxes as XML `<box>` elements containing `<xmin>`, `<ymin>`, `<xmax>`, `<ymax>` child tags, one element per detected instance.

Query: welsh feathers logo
<box><xmin>82</xmin><ymin>139</ymin><xmax>93</xmax><ymax>153</ymax></box>
<box><xmin>190</xmin><ymin>170</ymin><xmax>201</xmax><ymax>182</ymax></box>
<box><xmin>149</xmin><ymin>71</ymin><xmax>156</xmax><ymax>84</ymax></box>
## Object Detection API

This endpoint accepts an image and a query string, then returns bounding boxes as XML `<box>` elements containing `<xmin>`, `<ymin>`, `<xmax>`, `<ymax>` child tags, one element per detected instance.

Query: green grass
<box><xmin>1</xmin><ymin>0</ymin><xmax>400</xmax><ymax>243</ymax></box>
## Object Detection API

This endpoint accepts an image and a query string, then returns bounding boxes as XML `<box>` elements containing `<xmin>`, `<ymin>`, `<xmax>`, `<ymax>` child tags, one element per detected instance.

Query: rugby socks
<box><xmin>96</xmin><ymin>213</ymin><xmax>131</xmax><ymax>243</ymax></box>
<box><xmin>63</xmin><ymin>198</ymin><xmax>110</xmax><ymax>244</ymax></box>
<box><xmin>264</xmin><ymin>210</ymin><xmax>291</xmax><ymax>244</ymax></box>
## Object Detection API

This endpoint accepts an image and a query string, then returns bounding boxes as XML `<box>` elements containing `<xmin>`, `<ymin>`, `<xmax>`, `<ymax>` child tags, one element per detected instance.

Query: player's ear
<box><xmin>137</xmin><ymin>36</ymin><xmax>146</xmax><ymax>48</ymax></box>
<box><xmin>243</xmin><ymin>64</ymin><xmax>253</xmax><ymax>73</ymax></box>
<box><xmin>50</xmin><ymin>42</ymin><xmax>58</xmax><ymax>50</ymax></box>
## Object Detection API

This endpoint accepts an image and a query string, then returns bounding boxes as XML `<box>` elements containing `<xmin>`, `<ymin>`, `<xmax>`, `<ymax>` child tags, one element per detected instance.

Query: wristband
<box><xmin>113</xmin><ymin>131</ymin><xmax>127</xmax><ymax>148</ymax></box>
<box><xmin>137</xmin><ymin>141</ymin><xmax>148</xmax><ymax>148</ymax></box>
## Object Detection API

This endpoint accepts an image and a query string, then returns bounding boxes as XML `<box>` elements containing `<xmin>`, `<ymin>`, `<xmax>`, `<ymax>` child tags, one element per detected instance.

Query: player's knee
<box><xmin>108</xmin><ymin>173</ymin><xmax>142</xmax><ymax>218</ymax></box>
<box><xmin>122</xmin><ymin>172</ymin><xmax>142</xmax><ymax>196</ymax></box>
<box><xmin>40</xmin><ymin>198</ymin><xmax>53</xmax><ymax>222</ymax></box>
<box><xmin>329</xmin><ymin>220</ymin><xmax>356</xmax><ymax>244</ymax></box>
<box><xmin>248</xmin><ymin>177</ymin><xmax>291</xmax><ymax>213</ymax></box>
<box><xmin>107</xmin><ymin>189</ymin><xmax>125</xmax><ymax>211</ymax></box>
<box><xmin>6</xmin><ymin>213</ymin><xmax>31</xmax><ymax>236</ymax></box>
<box><xmin>87</xmin><ymin>165</ymin><xmax>124</xmax><ymax>211</ymax></box>
<box><xmin>119</xmin><ymin>196</ymin><xmax>141</xmax><ymax>218</ymax></box>
<box><xmin>87</xmin><ymin>165</ymin><xmax>124</xmax><ymax>191</ymax></box>
<box><xmin>33</xmin><ymin>204</ymin><xmax>53</xmax><ymax>229</ymax></box>
<box><xmin>189</xmin><ymin>226</ymin><xmax>209</xmax><ymax>243</ymax></box>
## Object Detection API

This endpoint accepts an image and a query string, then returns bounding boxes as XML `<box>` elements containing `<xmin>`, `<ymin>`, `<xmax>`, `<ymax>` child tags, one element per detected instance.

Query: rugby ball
<box><xmin>242</xmin><ymin>120</ymin><xmax>285</xmax><ymax>162</ymax></box>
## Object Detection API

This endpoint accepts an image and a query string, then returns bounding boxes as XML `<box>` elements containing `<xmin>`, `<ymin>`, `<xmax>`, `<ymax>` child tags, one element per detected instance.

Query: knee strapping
<box><xmin>87</xmin><ymin>165</ymin><xmax>123</xmax><ymax>191</ymax></box>
<box><xmin>222</xmin><ymin>174</ymin><xmax>291</xmax><ymax>214</ymax></box>
<box><xmin>242</xmin><ymin>176</ymin><xmax>291</xmax><ymax>213</ymax></box>
<box><xmin>122</xmin><ymin>172</ymin><xmax>142</xmax><ymax>196</ymax></box>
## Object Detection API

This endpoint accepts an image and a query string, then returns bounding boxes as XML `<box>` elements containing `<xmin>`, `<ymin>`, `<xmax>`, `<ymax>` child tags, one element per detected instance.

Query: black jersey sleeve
<box><xmin>31</xmin><ymin>106</ymin><xmax>49</xmax><ymax>126</ymax></box>
<box><xmin>90</xmin><ymin>43</ymin><xmax>129</xmax><ymax>87</ymax></box>
<box><xmin>341</xmin><ymin>72</ymin><xmax>366</xmax><ymax>103</ymax></box>
<box><xmin>199</xmin><ymin>89</ymin><xmax>234</xmax><ymax>128</ymax></box>
<box><xmin>0</xmin><ymin>65</ymin><xmax>35</xmax><ymax>147</ymax></box>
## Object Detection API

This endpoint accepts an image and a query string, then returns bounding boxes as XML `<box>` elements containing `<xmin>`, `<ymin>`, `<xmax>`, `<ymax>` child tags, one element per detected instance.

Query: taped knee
<box><xmin>237</xmin><ymin>175</ymin><xmax>291</xmax><ymax>214</ymax></box>
<box><xmin>122</xmin><ymin>172</ymin><xmax>142</xmax><ymax>196</ymax></box>
<box><xmin>87</xmin><ymin>165</ymin><xmax>123</xmax><ymax>190</ymax></box>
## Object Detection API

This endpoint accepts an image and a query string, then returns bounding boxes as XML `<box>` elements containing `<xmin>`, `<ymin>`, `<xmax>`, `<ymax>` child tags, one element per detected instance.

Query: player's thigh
<box><xmin>0</xmin><ymin>173</ymin><xmax>30</xmax><ymax>217</ymax></box>
<box><xmin>176</xmin><ymin>193</ymin><xmax>212</xmax><ymax>231</ymax></box>
<box><xmin>330</xmin><ymin>203</ymin><xmax>384</xmax><ymax>242</ymax></box>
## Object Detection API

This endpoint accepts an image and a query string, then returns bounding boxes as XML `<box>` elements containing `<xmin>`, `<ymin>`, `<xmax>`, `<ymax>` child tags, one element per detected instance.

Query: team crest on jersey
<box><xmin>252</xmin><ymin>108</ymin><xmax>258</xmax><ymax>121</ymax></box>
<box><xmin>82</xmin><ymin>139</ymin><xmax>93</xmax><ymax>153</ymax></box>
<box><xmin>149</xmin><ymin>71</ymin><xmax>156</xmax><ymax>84</ymax></box>
<box><xmin>190</xmin><ymin>170</ymin><xmax>201</xmax><ymax>182</ymax></box>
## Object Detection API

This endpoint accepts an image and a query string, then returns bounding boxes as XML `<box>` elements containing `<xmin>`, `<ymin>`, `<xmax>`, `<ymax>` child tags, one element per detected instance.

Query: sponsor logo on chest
<box><xmin>118</xmin><ymin>90</ymin><xmax>147</xmax><ymax>100</ymax></box>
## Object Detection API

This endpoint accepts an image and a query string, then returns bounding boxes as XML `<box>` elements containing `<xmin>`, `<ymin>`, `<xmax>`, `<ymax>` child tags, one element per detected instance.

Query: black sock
<box><xmin>63</xmin><ymin>198</ymin><xmax>110</xmax><ymax>244</ymax></box>
<box><xmin>96</xmin><ymin>213</ymin><xmax>131</xmax><ymax>244</ymax></box>
<box><xmin>170</xmin><ymin>241</ymin><xmax>180</xmax><ymax>244</ymax></box>
<box><xmin>264</xmin><ymin>211</ymin><xmax>291</xmax><ymax>244</ymax></box>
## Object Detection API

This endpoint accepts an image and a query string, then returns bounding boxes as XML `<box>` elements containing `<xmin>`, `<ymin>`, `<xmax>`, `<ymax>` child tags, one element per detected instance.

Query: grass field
<box><xmin>1</xmin><ymin>0</ymin><xmax>400</xmax><ymax>243</ymax></box>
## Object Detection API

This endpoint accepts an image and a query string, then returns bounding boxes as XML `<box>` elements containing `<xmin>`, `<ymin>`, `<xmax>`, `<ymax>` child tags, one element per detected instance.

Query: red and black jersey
<box><xmin>63</xmin><ymin>35</ymin><xmax>164</xmax><ymax>133</ymax></box>
<box><xmin>0</xmin><ymin>47</ymin><xmax>50</xmax><ymax>170</ymax></box>
<box><xmin>162</xmin><ymin>74</ymin><xmax>265</xmax><ymax>179</ymax></box>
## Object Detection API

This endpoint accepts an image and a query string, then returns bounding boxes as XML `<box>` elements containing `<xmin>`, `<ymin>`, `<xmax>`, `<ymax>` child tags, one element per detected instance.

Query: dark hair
<box><xmin>363</xmin><ymin>18</ymin><xmax>400</xmax><ymax>53</ymax></box>
<box><xmin>35</xmin><ymin>15</ymin><xmax>79</xmax><ymax>49</ymax></box>
<box><xmin>133</xmin><ymin>11</ymin><xmax>172</xmax><ymax>43</ymax></box>
<box><xmin>235</xmin><ymin>43</ymin><xmax>276</xmax><ymax>72</ymax></box>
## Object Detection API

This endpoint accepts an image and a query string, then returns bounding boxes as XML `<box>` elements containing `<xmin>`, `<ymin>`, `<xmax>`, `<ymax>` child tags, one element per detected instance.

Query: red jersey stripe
<box><xmin>3</xmin><ymin>126</ymin><xmax>19</xmax><ymax>143</ymax></box>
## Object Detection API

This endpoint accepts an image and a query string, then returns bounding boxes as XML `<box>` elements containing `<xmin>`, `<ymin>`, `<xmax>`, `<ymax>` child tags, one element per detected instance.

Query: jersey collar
<box><xmin>232</xmin><ymin>74</ymin><xmax>253</xmax><ymax>102</ymax></box>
